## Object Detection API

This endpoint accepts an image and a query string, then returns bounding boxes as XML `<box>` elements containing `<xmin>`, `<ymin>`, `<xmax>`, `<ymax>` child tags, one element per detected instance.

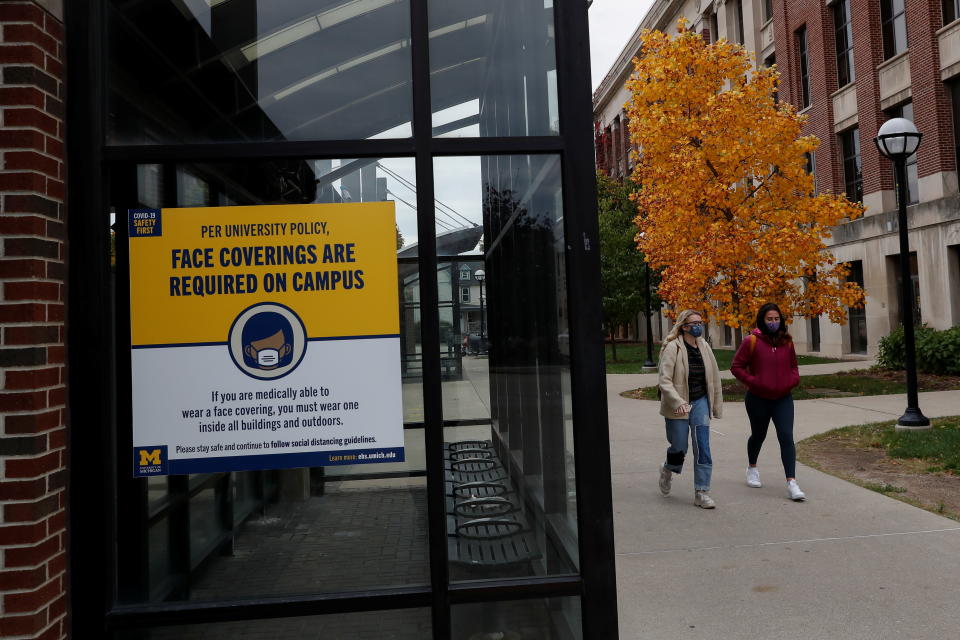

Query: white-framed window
<box><xmin>461</xmin><ymin>287</ymin><xmax>470</xmax><ymax>303</ymax></box>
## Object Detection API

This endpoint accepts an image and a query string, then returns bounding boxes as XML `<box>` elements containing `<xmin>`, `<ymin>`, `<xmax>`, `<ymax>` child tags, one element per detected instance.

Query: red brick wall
<box><xmin>849</xmin><ymin>0</ymin><xmax>891</xmax><ymax>197</ymax></box>
<box><xmin>0</xmin><ymin>2</ymin><xmax>67</xmax><ymax>640</ymax></box>
<box><xmin>773</xmin><ymin>0</ymin><xmax>845</xmax><ymax>196</ymax></box>
<box><xmin>775</xmin><ymin>0</ymin><xmax>957</xmax><ymax>202</ymax></box>
<box><xmin>909</xmin><ymin>0</ymin><xmax>955</xmax><ymax>178</ymax></box>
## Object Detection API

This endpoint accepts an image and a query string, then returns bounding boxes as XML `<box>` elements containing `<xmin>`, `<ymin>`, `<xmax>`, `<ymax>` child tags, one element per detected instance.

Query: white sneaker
<box><xmin>746</xmin><ymin>467</ymin><xmax>762</xmax><ymax>488</ymax></box>
<box><xmin>695</xmin><ymin>490</ymin><xmax>716</xmax><ymax>509</ymax></box>
<box><xmin>659</xmin><ymin>465</ymin><xmax>672</xmax><ymax>495</ymax></box>
<box><xmin>787</xmin><ymin>479</ymin><xmax>806</xmax><ymax>501</ymax></box>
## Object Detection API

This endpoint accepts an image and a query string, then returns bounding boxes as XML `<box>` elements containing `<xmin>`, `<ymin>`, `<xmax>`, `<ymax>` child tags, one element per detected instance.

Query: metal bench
<box><xmin>443</xmin><ymin>441</ymin><xmax>542</xmax><ymax>570</ymax></box>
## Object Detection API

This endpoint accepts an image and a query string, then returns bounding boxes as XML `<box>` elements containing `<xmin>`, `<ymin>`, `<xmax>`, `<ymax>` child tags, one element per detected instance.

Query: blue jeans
<box><xmin>663</xmin><ymin>395</ymin><xmax>712</xmax><ymax>491</ymax></box>
<box><xmin>745</xmin><ymin>392</ymin><xmax>796</xmax><ymax>478</ymax></box>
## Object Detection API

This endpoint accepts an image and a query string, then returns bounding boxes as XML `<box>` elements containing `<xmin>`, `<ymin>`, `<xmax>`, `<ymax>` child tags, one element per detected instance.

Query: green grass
<box><xmin>802</xmin><ymin>416</ymin><xmax>960</xmax><ymax>472</ymax></box>
<box><xmin>797</xmin><ymin>417</ymin><xmax>960</xmax><ymax>521</ymax></box>
<box><xmin>605</xmin><ymin>342</ymin><xmax>839</xmax><ymax>374</ymax></box>
<box><xmin>862</xmin><ymin>482</ymin><xmax>907</xmax><ymax>494</ymax></box>
<box><xmin>627</xmin><ymin>369</ymin><xmax>927</xmax><ymax>401</ymax></box>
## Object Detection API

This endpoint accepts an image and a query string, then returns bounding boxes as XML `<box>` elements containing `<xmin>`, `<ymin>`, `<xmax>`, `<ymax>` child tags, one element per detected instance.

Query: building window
<box><xmin>764</xmin><ymin>54</ymin><xmax>778</xmax><ymax>102</ymax></box>
<box><xmin>950</xmin><ymin>81</ymin><xmax>960</xmax><ymax>172</ymax></box>
<box><xmin>710</xmin><ymin>12</ymin><xmax>720</xmax><ymax>45</ymax></box>
<box><xmin>889</xmin><ymin>252</ymin><xmax>922</xmax><ymax>326</ymax></box>
<box><xmin>847</xmin><ymin>260</ymin><xmax>867</xmax><ymax>354</ymax></box>
<box><xmin>881</xmin><ymin>0</ymin><xmax>907</xmax><ymax>59</ymax></box>
<box><xmin>945</xmin><ymin>0</ymin><xmax>960</xmax><ymax>26</ymax></box>
<box><xmin>834</xmin><ymin>0</ymin><xmax>855</xmax><ymax>87</ymax></box>
<box><xmin>763</xmin><ymin>0</ymin><xmax>773</xmax><ymax>22</ymax></box>
<box><xmin>886</xmin><ymin>103</ymin><xmax>919</xmax><ymax>205</ymax></box>
<box><xmin>804</xmin><ymin>151</ymin><xmax>817</xmax><ymax>193</ymax></box>
<box><xmin>461</xmin><ymin>287</ymin><xmax>470</xmax><ymax>303</ymax></box>
<box><xmin>796</xmin><ymin>26</ymin><xmax>811</xmax><ymax>109</ymax></box>
<box><xmin>840</xmin><ymin>128</ymin><xmax>862</xmax><ymax>203</ymax></box>
<box><xmin>809</xmin><ymin>316</ymin><xmax>821</xmax><ymax>352</ymax></box>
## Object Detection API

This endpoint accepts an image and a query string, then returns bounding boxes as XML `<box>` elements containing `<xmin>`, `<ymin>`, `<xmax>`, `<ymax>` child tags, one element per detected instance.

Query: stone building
<box><xmin>594</xmin><ymin>0</ymin><xmax>960</xmax><ymax>357</ymax></box>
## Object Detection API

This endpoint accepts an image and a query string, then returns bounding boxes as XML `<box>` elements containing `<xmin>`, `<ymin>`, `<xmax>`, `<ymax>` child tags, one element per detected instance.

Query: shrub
<box><xmin>877</xmin><ymin>325</ymin><xmax>906</xmax><ymax>370</ymax></box>
<box><xmin>878</xmin><ymin>324</ymin><xmax>960</xmax><ymax>375</ymax></box>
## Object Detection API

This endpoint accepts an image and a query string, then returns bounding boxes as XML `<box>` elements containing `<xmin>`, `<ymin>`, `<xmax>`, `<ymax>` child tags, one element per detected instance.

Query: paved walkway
<box><xmin>608</xmin><ymin>362</ymin><xmax>960</xmax><ymax>639</ymax></box>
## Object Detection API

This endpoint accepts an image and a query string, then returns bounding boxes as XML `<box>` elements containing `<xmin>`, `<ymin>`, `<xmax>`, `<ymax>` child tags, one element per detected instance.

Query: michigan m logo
<box><xmin>139</xmin><ymin>448</ymin><xmax>162</xmax><ymax>466</ymax></box>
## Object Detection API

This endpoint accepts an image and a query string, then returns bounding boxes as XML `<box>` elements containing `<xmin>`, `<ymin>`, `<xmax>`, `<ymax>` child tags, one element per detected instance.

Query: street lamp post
<box><xmin>474</xmin><ymin>268</ymin><xmax>486</xmax><ymax>354</ymax></box>
<box><xmin>874</xmin><ymin>117</ymin><xmax>930</xmax><ymax>430</ymax></box>
<box><xmin>643</xmin><ymin>262</ymin><xmax>655</xmax><ymax>368</ymax></box>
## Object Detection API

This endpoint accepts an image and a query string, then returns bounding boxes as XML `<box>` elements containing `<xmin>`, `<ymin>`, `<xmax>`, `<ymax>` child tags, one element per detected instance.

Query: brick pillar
<box><xmin>909</xmin><ymin>0</ymin><xmax>956</xmax><ymax>180</ymax></box>
<box><xmin>0</xmin><ymin>2</ymin><xmax>67</xmax><ymax>640</ymax></box>
<box><xmin>773</xmin><ymin>0</ymin><xmax>844</xmax><ymax>195</ymax></box>
<box><xmin>852</xmin><ymin>0</ymin><xmax>895</xmax><ymax>200</ymax></box>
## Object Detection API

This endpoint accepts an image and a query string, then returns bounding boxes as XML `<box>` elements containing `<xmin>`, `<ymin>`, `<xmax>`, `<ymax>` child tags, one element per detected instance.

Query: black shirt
<box><xmin>685</xmin><ymin>341</ymin><xmax>707</xmax><ymax>401</ymax></box>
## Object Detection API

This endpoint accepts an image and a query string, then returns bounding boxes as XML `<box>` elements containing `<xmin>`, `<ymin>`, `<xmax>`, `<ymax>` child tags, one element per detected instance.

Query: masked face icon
<box><xmin>241</xmin><ymin>311</ymin><xmax>294</xmax><ymax>371</ymax></box>
<box><xmin>245</xmin><ymin>329</ymin><xmax>291</xmax><ymax>370</ymax></box>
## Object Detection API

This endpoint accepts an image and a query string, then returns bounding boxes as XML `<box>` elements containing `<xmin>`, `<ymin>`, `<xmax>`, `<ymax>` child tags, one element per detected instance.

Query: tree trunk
<box><xmin>610</xmin><ymin>328</ymin><xmax>618</xmax><ymax>362</ymax></box>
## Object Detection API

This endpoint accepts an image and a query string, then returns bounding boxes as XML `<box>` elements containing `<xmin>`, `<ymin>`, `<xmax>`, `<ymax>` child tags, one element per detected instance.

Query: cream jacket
<box><xmin>657</xmin><ymin>337</ymin><xmax>723</xmax><ymax>419</ymax></box>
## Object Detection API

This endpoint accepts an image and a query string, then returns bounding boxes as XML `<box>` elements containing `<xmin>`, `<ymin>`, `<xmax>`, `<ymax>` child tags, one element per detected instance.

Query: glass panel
<box><xmin>107</xmin><ymin>0</ymin><xmax>413</xmax><ymax>144</ymax></box>
<box><xmin>147</xmin><ymin>515</ymin><xmax>172</xmax><ymax>598</ymax></box>
<box><xmin>435</xmin><ymin>155</ymin><xmax>578</xmax><ymax>582</ymax></box>
<box><xmin>451</xmin><ymin>597</ymin><xmax>581</xmax><ymax>640</ymax></box>
<box><xmin>115</xmin><ymin>608</ymin><xmax>432</xmax><ymax>640</ymax></box>
<box><xmin>147</xmin><ymin>476</ymin><xmax>168</xmax><ymax>509</ymax></box>
<box><xmin>113</xmin><ymin>158</ymin><xmax>428</xmax><ymax>604</ymax></box>
<box><xmin>188</xmin><ymin>482</ymin><xmax>227</xmax><ymax>568</ymax></box>
<box><xmin>429</xmin><ymin>0</ymin><xmax>559</xmax><ymax>137</ymax></box>
<box><xmin>232</xmin><ymin>471</ymin><xmax>260</xmax><ymax>525</ymax></box>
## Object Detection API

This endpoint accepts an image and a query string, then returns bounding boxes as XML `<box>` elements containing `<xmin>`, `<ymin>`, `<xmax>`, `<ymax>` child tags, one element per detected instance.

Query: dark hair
<box><xmin>755</xmin><ymin>302</ymin><xmax>791</xmax><ymax>346</ymax></box>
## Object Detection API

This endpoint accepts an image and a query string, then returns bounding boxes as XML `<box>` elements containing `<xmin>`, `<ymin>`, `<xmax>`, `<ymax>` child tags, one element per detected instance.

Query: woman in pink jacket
<box><xmin>731</xmin><ymin>302</ymin><xmax>806</xmax><ymax>501</ymax></box>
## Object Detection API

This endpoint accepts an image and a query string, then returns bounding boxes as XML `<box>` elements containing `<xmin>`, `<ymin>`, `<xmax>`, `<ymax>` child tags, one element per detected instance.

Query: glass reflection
<box><xmin>435</xmin><ymin>155</ymin><xmax>578</xmax><ymax>582</ymax></box>
<box><xmin>429</xmin><ymin>0</ymin><xmax>559</xmax><ymax>137</ymax></box>
<box><xmin>451</xmin><ymin>597</ymin><xmax>581</xmax><ymax>640</ymax></box>
<box><xmin>116</xmin><ymin>607</ymin><xmax>432</xmax><ymax>640</ymax></box>
<box><xmin>108</xmin><ymin>0</ymin><xmax>413</xmax><ymax>143</ymax></box>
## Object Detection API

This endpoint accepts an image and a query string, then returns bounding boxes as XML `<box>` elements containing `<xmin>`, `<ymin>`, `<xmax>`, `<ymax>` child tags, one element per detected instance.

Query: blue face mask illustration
<box><xmin>765</xmin><ymin>320</ymin><xmax>780</xmax><ymax>333</ymax></box>
<box><xmin>688</xmin><ymin>324</ymin><xmax>703</xmax><ymax>338</ymax></box>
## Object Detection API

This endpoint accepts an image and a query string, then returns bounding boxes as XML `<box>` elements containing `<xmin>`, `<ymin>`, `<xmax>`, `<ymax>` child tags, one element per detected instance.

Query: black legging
<box><xmin>745</xmin><ymin>392</ymin><xmax>796</xmax><ymax>478</ymax></box>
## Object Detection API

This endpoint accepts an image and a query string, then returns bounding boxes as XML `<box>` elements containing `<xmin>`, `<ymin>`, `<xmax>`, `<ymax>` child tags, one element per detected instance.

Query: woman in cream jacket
<box><xmin>657</xmin><ymin>309</ymin><xmax>724</xmax><ymax>508</ymax></box>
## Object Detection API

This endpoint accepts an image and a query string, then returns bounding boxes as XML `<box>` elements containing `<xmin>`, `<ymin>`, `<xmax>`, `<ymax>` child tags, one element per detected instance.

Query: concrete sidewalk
<box><xmin>607</xmin><ymin>365</ymin><xmax>960</xmax><ymax>640</ymax></box>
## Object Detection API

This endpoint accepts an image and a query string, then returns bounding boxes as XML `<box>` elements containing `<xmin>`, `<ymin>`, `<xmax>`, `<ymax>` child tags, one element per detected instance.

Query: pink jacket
<box><xmin>730</xmin><ymin>329</ymin><xmax>800</xmax><ymax>400</ymax></box>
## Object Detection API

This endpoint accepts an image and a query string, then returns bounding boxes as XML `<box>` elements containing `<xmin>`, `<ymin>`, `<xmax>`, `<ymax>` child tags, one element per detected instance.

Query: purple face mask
<box><xmin>765</xmin><ymin>320</ymin><xmax>781</xmax><ymax>333</ymax></box>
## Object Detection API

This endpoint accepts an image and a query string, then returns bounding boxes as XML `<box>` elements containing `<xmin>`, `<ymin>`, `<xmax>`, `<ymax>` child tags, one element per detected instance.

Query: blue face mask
<box><xmin>765</xmin><ymin>320</ymin><xmax>780</xmax><ymax>333</ymax></box>
<box><xmin>688</xmin><ymin>325</ymin><xmax>703</xmax><ymax>338</ymax></box>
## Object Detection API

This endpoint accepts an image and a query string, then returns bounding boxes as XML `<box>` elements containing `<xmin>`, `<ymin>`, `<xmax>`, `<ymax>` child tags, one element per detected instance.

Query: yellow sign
<box><xmin>129</xmin><ymin>203</ymin><xmax>399</xmax><ymax>347</ymax></box>
<box><xmin>128</xmin><ymin>202</ymin><xmax>404</xmax><ymax>476</ymax></box>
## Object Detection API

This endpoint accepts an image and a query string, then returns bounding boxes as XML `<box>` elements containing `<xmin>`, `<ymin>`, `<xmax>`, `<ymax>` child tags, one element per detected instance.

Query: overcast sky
<box><xmin>589</xmin><ymin>0</ymin><xmax>655</xmax><ymax>90</ymax></box>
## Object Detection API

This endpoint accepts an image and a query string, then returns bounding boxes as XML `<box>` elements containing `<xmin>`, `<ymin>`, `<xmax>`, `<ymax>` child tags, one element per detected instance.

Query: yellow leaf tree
<box><xmin>625</xmin><ymin>22</ymin><xmax>865</xmax><ymax>330</ymax></box>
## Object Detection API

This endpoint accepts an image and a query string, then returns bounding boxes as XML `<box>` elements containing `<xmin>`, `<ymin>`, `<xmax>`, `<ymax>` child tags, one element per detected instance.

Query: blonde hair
<box><xmin>662</xmin><ymin>309</ymin><xmax>703</xmax><ymax>348</ymax></box>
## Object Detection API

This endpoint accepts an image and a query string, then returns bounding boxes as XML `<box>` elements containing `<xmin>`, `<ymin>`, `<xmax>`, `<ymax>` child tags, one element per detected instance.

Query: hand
<box><xmin>674</xmin><ymin>403</ymin><xmax>691</xmax><ymax>416</ymax></box>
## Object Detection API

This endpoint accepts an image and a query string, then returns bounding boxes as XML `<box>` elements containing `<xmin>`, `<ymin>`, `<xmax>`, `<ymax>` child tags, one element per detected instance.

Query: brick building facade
<box><xmin>594</xmin><ymin>0</ymin><xmax>960</xmax><ymax>356</ymax></box>
<box><xmin>0</xmin><ymin>2</ymin><xmax>68</xmax><ymax>639</ymax></box>
<box><xmin>774</xmin><ymin>0</ymin><xmax>960</xmax><ymax>355</ymax></box>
